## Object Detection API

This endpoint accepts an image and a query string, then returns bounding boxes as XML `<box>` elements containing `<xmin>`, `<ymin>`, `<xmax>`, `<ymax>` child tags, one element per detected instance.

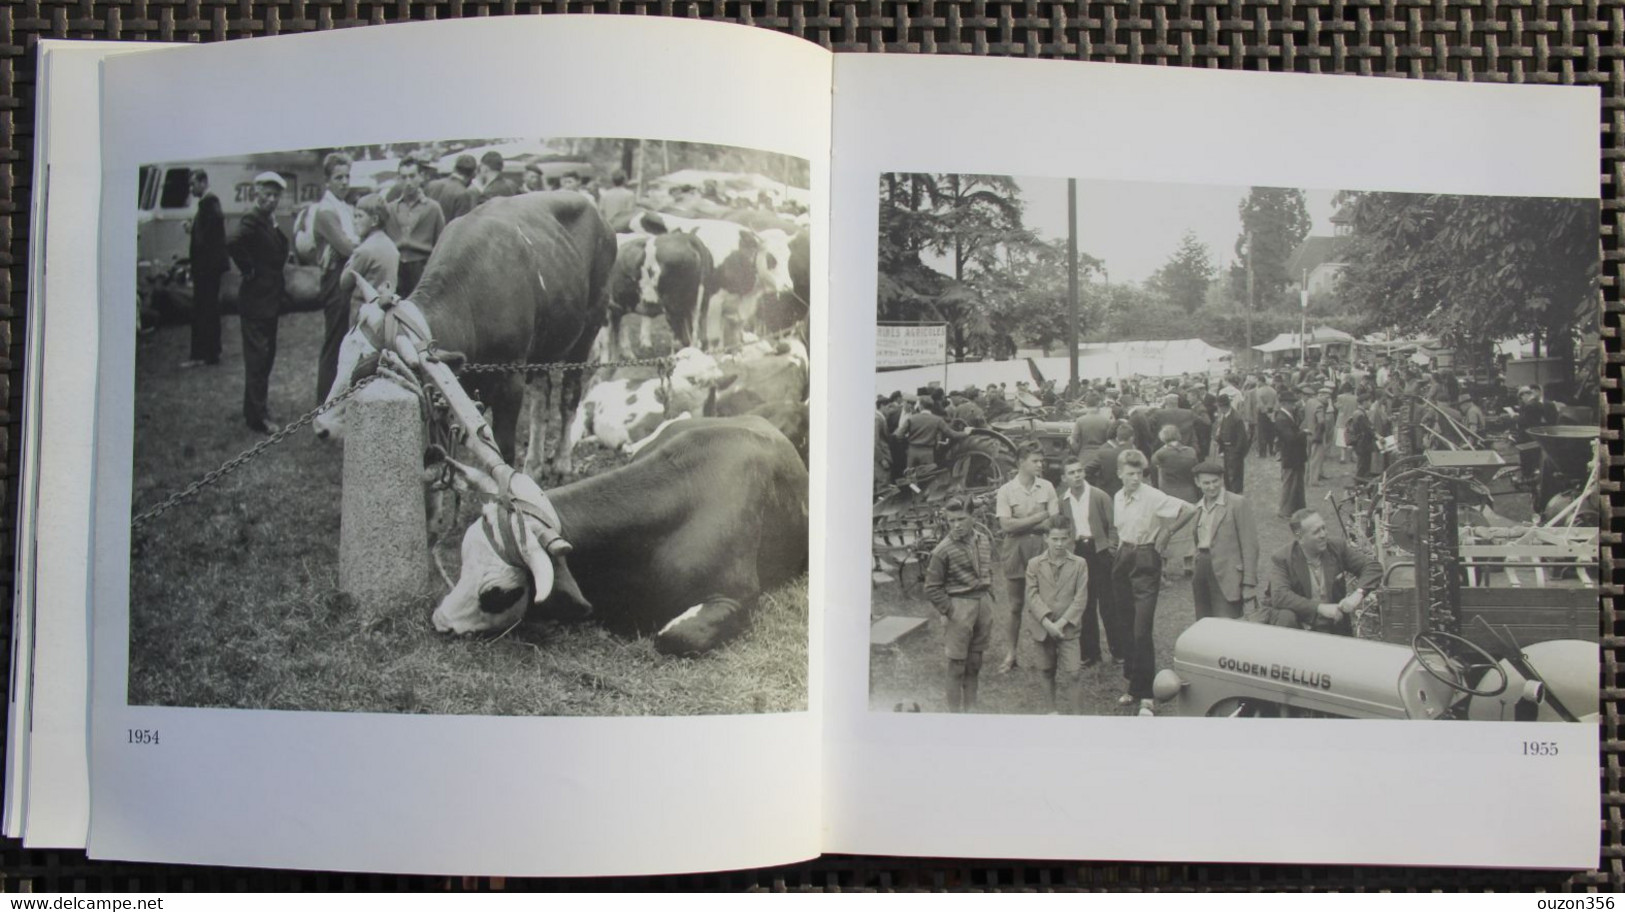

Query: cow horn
<box><xmin>354</xmin><ymin>272</ymin><xmax>381</xmax><ymax>304</ymax></box>
<box><xmin>517</xmin><ymin>518</ymin><xmax>556</xmax><ymax>604</ymax></box>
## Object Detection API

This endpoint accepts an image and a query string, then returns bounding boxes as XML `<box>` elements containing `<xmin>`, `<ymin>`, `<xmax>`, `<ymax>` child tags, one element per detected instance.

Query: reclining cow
<box><xmin>315</xmin><ymin>192</ymin><xmax>616</xmax><ymax>479</ymax></box>
<box><xmin>431</xmin><ymin>416</ymin><xmax>809</xmax><ymax>655</ymax></box>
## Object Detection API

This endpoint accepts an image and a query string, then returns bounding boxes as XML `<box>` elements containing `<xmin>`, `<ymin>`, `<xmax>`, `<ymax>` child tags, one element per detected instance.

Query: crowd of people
<box><xmin>878</xmin><ymin>354</ymin><xmax>1562</xmax><ymax>717</ymax></box>
<box><xmin>177</xmin><ymin>152</ymin><xmax>655</xmax><ymax>435</ymax></box>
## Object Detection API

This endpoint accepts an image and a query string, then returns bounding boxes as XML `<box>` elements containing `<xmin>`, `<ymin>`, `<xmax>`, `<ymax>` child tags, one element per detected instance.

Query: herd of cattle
<box><xmin>312</xmin><ymin>190</ymin><xmax>811</xmax><ymax>655</ymax></box>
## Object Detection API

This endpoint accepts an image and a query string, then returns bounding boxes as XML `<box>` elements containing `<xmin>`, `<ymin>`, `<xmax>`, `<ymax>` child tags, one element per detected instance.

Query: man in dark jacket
<box><xmin>1214</xmin><ymin>393</ymin><xmax>1248</xmax><ymax>494</ymax></box>
<box><xmin>228</xmin><ymin>171</ymin><xmax>291</xmax><ymax>434</ymax></box>
<box><xmin>182</xmin><ymin>169</ymin><xmax>227</xmax><ymax>368</ymax></box>
<box><xmin>1274</xmin><ymin>398</ymin><xmax>1307</xmax><ymax>519</ymax></box>
<box><xmin>476</xmin><ymin>150</ymin><xmax>518</xmax><ymax>204</ymax></box>
<box><xmin>1259</xmin><ymin>508</ymin><xmax>1381</xmax><ymax>634</ymax></box>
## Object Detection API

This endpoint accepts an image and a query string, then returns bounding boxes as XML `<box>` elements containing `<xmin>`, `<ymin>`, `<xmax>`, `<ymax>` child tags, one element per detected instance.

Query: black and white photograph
<box><xmin>869</xmin><ymin>173</ymin><xmax>1599</xmax><ymax>721</ymax></box>
<box><xmin>128</xmin><ymin>137</ymin><xmax>812</xmax><ymax>716</ymax></box>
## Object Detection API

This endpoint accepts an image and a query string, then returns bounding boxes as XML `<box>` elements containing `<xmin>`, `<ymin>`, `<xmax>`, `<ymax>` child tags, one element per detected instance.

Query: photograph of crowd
<box><xmin>870</xmin><ymin>174</ymin><xmax>1600</xmax><ymax>722</ymax></box>
<box><xmin>129</xmin><ymin>137</ymin><xmax>811</xmax><ymax>717</ymax></box>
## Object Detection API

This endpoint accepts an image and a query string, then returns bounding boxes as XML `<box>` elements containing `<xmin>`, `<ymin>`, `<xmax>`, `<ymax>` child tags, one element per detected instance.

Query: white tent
<box><xmin>874</xmin><ymin>339</ymin><xmax>1232</xmax><ymax>398</ymax></box>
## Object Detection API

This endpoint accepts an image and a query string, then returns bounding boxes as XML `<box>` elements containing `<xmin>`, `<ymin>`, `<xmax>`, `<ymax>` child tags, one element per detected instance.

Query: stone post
<box><xmin>339</xmin><ymin>380</ymin><xmax>428</xmax><ymax>609</ymax></box>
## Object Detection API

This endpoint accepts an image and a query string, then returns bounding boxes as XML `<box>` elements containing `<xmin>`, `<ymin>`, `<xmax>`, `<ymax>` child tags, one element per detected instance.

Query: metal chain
<box><xmin>130</xmin><ymin>375</ymin><xmax>381</xmax><ymax>530</ymax></box>
<box><xmin>454</xmin><ymin>325</ymin><xmax>805</xmax><ymax>377</ymax></box>
<box><xmin>129</xmin><ymin>324</ymin><xmax>808</xmax><ymax>528</ymax></box>
<box><xmin>458</xmin><ymin>354</ymin><xmax>677</xmax><ymax>376</ymax></box>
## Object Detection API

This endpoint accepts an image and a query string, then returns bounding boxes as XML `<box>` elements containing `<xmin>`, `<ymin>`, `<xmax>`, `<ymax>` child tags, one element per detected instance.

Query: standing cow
<box><xmin>432</xmin><ymin>416</ymin><xmax>809</xmax><ymax>655</ymax></box>
<box><xmin>624</xmin><ymin>211</ymin><xmax>794</xmax><ymax>350</ymax></box>
<box><xmin>605</xmin><ymin>230</ymin><xmax>713</xmax><ymax>360</ymax></box>
<box><xmin>316</xmin><ymin>192</ymin><xmax>616</xmax><ymax>479</ymax></box>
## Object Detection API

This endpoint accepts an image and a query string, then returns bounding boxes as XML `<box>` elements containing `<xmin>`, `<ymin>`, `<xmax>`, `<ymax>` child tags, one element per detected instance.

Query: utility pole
<box><xmin>1300</xmin><ymin>266</ymin><xmax>1309</xmax><ymax>364</ymax></box>
<box><xmin>1067</xmin><ymin>178</ymin><xmax>1079</xmax><ymax>394</ymax></box>
<box><xmin>1244</xmin><ymin>229</ymin><xmax>1256</xmax><ymax>357</ymax></box>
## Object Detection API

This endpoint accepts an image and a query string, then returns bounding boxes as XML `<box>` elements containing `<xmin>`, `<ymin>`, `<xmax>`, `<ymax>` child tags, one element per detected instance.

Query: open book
<box><xmin>8</xmin><ymin>16</ymin><xmax>1604</xmax><ymax>876</ymax></box>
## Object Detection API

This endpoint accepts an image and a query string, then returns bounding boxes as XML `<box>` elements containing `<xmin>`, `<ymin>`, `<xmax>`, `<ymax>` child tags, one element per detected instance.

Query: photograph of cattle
<box><xmin>870</xmin><ymin>172</ymin><xmax>1599</xmax><ymax>722</ymax></box>
<box><xmin>128</xmin><ymin>137</ymin><xmax>812</xmax><ymax>716</ymax></box>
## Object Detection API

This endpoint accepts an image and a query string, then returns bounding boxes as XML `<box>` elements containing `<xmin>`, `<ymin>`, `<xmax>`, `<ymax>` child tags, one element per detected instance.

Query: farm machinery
<box><xmin>1152</xmin><ymin>416</ymin><xmax>1600</xmax><ymax>722</ymax></box>
<box><xmin>871</xmin><ymin>395</ymin><xmax>1089</xmax><ymax>590</ymax></box>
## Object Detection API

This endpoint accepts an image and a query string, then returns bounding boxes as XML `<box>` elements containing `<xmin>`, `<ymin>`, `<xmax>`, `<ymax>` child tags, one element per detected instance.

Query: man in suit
<box><xmin>1059</xmin><ymin>455</ymin><xmax>1118</xmax><ymax>666</ymax></box>
<box><xmin>1214</xmin><ymin>393</ymin><xmax>1248</xmax><ymax>494</ymax></box>
<box><xmin>1189</xmin><ymin>461</ymin><xmax>1259</xmax><ymax>620</ymax></box>
<box><xmin>1260</xmin><ymin>508</ymin><xmax>1381</xmax><ymax>634</ymax></box>
<box><xmin>1069</xmin><ymin>391</ymin><xmax>1115</xmax><ymax>466</ymax></box>
<box><xmin>475</xmin><ymin>150</ymin><xmax>519</xmax><ymax>204</ymax></box>
<box><xmin>181</xmin><ymin>169</ymin><xmax>226</xmax><ymax>369</ymax></box>
<box><xmin>227</xmin><ymin>171</ymin><xmax>291</xmax><ymax>435</ymax></box>
<box><xmin>1089</xmin><ymin>423</ymin><xmax>1136</xmax><ymax>496</ymax></box>
<box><xmin>1275</xmin><ymin>395</ymin><xmax>1308</xmax><ymax>519</ymax></box>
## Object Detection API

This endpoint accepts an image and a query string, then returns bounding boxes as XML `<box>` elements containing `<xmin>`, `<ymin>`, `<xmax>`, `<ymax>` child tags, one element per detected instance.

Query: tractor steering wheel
<box><xmin>1411</xmin><ymin>631</ymin><xmax>1509</xmax><ymax>698</ymax></box>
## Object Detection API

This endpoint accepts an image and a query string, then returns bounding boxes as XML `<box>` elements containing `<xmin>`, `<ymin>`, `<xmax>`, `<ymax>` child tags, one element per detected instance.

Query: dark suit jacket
<box><xmin>1216</xmin><ymin>410</ymin><xmax>1247</xmax><ymax>461</ymax></box>
<box><xmin>478</xmin><ymin>175</ymin><xmax>519</xmax><ymax>204</ymax></box>
<box><xmin>227</xmin><ymin>208</ymin><xmax>289</xmax><ymax>320</ymax></box>
<box><xmin>1060</xmin><ymin>484</ymin><xmax>1117</xmax><ymax>551</ymax></box>
<box><xmin>189</xmin><ymin>191</ymin><xmax>228</xmax><ymax>278</ymax></box>
<box><xmin>1197</xmin><ymin>492</ymin><xmax>1259</xmax><ymax>602</ymax></box>
<box><xmin>1088</xmin><ymin>442</ymin><xmax>1125</xmax><ymax>495</ymax></box>
<box><xmin>1274</xmin><ymin>406</ymin><xmax>1307</xmax><ymax>469</ymax></box>
<box><xmin>1265</xmin><ymin>539</ymin><xmax>1382</xmax><ymax>633</ymax></box>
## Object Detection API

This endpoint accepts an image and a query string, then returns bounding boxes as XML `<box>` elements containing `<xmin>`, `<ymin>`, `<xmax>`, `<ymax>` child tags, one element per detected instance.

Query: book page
<box><xmin>90</xmin><ymin>16</ymin><xmax>829</xmax><ymax>875</ymax></box>
<box><xmin>826</xmin><ymin>54</ymin><xmax>1599</xmax><ymax>868</ymax></box>
<box><xmin>6</xmin><ymin>40</ymin><xmax>174</xmax><ymax>846</ymax></box>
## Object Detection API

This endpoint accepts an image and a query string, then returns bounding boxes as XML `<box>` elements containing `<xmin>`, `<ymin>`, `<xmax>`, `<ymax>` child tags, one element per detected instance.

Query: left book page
<box><xmin>5</xmin><ymin>40</ymin><xmax>172</xmax><ymax>847</ymax></box>
<box><xmin>89</xmin><ymin>16</ymin><xmax>829</xmax><ymax>875</ymax></box>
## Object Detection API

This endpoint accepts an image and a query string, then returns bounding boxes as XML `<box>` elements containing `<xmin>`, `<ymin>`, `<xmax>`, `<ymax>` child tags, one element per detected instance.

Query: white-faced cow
<box><xmin>432</xmin><ymin>416</ymin><xmax>808</xmax><ymax>655</ymax></box>
<box><xmin>605</xmin><ymin>231</ymin><xmax>713</xmax><ymax>360</ymax></box>
<box><xmin>315</xmin><ymin>193</ymin><xmax>616</xmax><ymax>479</ymax></box>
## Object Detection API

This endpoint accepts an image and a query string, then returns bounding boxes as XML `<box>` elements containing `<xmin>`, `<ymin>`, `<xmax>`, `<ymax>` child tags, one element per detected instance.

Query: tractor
<box><xmin>1151</xmin><ymin>409</ymin><xmax>1599</xmax><ymax>722</ymax></box>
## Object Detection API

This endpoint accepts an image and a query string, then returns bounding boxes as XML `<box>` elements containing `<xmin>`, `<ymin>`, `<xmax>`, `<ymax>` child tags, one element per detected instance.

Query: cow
<box><xmin>314</xmin><ymin>192</ymin><xmax>616</xmax><ymax>479</ymax></box>
<box><xmin>623</xmin><ymin>211</ymin><xmax>794</xmax><ymax>350</ymax></box>
<box><xmin>431</xmin><ymin>416</ymin><xmax>809</xmax><ymax>655</ymax></box>
<box><xmin>605</xmin><ymin>231</ymin><xmax>712</xmax><ymax>360</ymax></box>
<box><xmin>709</xmin><ymin>337</ymin><xmax>810</xmax><ymax>416</ymax></box>
<box><xmin>568</xmin><ymin>346</ymin><xmax>722</xmax><ymax>453</ymax></box>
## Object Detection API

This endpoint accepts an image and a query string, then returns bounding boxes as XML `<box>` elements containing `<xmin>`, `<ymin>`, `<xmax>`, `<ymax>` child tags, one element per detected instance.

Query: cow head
<box><xmin>752</xmin><ymin>229</ymin><xmax>795</xmax><ymax>296</ymax></box>
<box><xmin>428</xmin><ymin>453</ymin><xmax>588</xmax><ymax>635</ymax></box>
<box><xmin>313</xmin><ymin>320</ymin><xmax>379</xmax><ymax>441</ymax></box>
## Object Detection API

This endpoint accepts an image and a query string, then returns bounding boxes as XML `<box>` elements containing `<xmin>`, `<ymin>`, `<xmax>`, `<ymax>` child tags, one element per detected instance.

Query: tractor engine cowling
<box><xmin>1156</xmin><ymin>618</ymin><xmax>1460</xmax><ymax>720</ymax></box>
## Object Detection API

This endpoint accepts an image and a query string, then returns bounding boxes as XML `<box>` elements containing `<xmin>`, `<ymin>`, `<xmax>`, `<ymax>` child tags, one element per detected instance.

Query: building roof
<box><xmin>1285</xmin><ymin>235</ymin><xmax>1349</xmax><ymax>279</ymax></box>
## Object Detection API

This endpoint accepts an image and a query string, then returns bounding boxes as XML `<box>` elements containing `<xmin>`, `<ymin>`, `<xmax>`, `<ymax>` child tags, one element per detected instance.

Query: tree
<box><xmin>876</xmin><ymin>173</ymin><xmax>1033</xmax><ymax>359</ymax></box>
<box><xmin>1228</xmin><ymin>187</ymin><xmax>1312</xmax><ymax>309</ymax></box>
<box><xmin>1333</xmin><ymin>192</ymin><xmax>1597</xmax><ymax>363</ymax></box>
<box><xmin>1147</xmin><ymin>231</ymin><xmax>1216</xmax><ymax>313</ymax></box>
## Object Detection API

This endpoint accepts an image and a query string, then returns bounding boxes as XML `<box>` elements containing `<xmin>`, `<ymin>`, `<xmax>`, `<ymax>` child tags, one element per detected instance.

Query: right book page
<box><xmin>824</xmin><ymin>53</ymin><xmax>1600</xmax><ymax>868</ymax></box>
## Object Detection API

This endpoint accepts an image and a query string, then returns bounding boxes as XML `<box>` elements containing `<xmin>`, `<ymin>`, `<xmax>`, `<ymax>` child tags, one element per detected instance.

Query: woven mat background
<box><xmin>0</xmin><ymin>0</ymin><xmax>1619</xmax><ymax>892</ymax></box>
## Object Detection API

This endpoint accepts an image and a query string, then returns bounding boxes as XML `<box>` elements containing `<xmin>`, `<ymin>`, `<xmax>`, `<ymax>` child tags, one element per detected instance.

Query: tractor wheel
<box><xmin>950</xmin><ymin>434</ymin><xmax>1017</xmax><ymax>491</ymax></box>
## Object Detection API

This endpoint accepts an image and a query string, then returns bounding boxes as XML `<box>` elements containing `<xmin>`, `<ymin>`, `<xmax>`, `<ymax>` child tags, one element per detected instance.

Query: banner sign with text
<box><xmin>876</xmin><ymin>323</ymin><xmax>948</xmax><ymax>369</ymax></box>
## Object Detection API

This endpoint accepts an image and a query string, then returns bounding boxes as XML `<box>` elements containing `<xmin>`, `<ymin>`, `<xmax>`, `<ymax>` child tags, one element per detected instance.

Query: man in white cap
<box><xmin>227</xmin><ymin>171</ymin><xmax>290</xmax><ymax>434</ymax></box>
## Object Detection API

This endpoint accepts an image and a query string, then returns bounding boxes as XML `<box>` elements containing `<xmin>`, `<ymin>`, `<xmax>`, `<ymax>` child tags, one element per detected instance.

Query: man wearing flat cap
<box><xmin>1189</xmin><ymin>460</ymin><xmax>1258</xmax><ymax>621</ymax></box>
<box><xmin>227</xmin><ymin>171</ymin><xmax>291</xmax><ymax>435</ymax></box>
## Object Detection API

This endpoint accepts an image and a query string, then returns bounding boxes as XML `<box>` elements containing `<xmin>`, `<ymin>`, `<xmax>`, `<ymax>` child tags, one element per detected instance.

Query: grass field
<box><xmin>128</xmin><ymin>311</ymin><xmax>808</xmax><ymax>716</ymax></box>
<box><xmin>868</xmin><ymin>442</ymin><xmax>1370</xmax><ymax>716</ymax></box>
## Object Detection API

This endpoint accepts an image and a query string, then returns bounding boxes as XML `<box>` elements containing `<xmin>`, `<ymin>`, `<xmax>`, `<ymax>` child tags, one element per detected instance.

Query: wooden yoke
<box><xmin>352</xmin><ymin>275</ymin><xmax>571</xmax><ymax>558</ymax></box>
